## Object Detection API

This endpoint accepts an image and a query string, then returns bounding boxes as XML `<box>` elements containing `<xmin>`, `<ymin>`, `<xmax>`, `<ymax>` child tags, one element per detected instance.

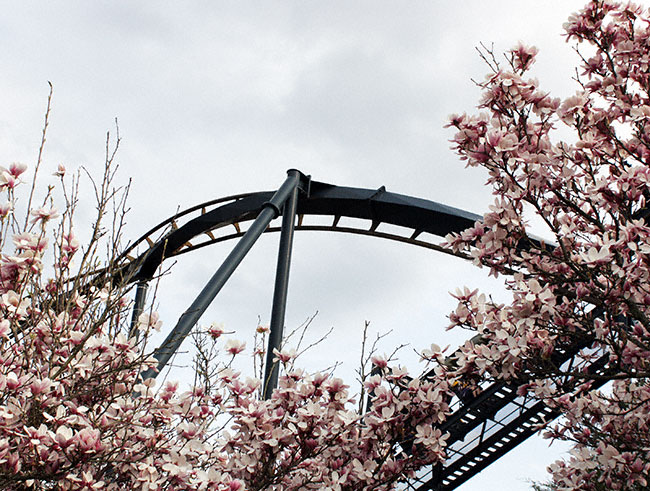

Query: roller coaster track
<box><xmin>119</xmin><ymin>171</ymin><xmax>608</xmax><ymax>490</ymax></box>
<box><xmin>116</xmin><ymin>177</ymin><xmax>480</xmax><ymax>282</ymax></box>
<box><xmin>405</xmin><ymin>341</ymin><xmax>609</xmax><ymax>490</ymax></box>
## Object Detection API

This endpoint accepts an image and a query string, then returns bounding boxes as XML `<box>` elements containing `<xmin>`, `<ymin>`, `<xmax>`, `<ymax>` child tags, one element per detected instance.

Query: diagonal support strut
<box><xmin>141</xmin><ymin>170</ymin><xmax>307</xmax><ymax>380</ymax></box>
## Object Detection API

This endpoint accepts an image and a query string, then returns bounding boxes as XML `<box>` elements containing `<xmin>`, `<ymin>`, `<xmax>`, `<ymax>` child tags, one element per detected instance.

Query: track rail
<box><xmin>407</xmin><ymin>342</ymin><xmax>609</xmax><ymax>490</ymax></box>
<box><xmin>116</xmin><ymin>180</ymin><xmax>481</xmax><ymax>283</ymax></box>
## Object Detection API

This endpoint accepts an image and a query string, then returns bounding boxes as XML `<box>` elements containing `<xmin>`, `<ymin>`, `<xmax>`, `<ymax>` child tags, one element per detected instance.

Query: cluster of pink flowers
<box><xmin>445</xmin><ymin>1</ymin><xmax>650</xmax><ymax>488</ymax></box>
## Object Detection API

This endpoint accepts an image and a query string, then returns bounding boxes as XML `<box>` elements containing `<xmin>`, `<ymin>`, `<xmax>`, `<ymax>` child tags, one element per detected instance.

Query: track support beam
<box><xmin>129</xmin><ymin>281</ymin><xmax>149</xmax><ymax>340</ymax></box>
<box><xmin>263</xmin><ymin>169</ymin><xmax>300</xmax><ymax>399</ymax></box>
<box><xmin>141</xmin><ymin>170</ymin><xmax>306</xmax><ymax>380</ymax></box>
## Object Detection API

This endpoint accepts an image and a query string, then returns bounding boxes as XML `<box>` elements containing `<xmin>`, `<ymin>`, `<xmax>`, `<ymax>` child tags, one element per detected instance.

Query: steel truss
<box><xmin>406</xmin><ymin>341</ymin><xmax>609</xmax><ymax>490</ymax></box>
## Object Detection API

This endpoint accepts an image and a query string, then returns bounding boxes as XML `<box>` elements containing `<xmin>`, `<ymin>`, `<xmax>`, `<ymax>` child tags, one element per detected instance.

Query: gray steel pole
<box><xmin>129</xmin><ymin>281</ymin><xmax>149</xmax><ymax>340</ymax></box>
<box><xmin>141</xmin><ymin>171</ymin><xmax>301</xmax><ymax>380</ymax></box>
<box><xmin>263</xmin><ymin>169</ymin><xmax>300</xmax><ymax>399</ymax></box>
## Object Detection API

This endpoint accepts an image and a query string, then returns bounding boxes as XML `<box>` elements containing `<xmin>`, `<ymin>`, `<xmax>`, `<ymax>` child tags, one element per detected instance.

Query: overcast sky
<box><xmin>0</xmin><ymin>1</ymin><xmax>604</xmax><ymax>489</ymax></box>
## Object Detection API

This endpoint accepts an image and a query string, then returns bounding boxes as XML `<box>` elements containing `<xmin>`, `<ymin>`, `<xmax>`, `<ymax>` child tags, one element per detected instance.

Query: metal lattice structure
<box><xmin>406</xmin><ymin>341</ymin><xmax>609</xmax><ymax>490</ymax></box>
<box><xmin>117</xmin><ymin>170</ymin><xmax>606</xmax><ymax>489</ymax></box>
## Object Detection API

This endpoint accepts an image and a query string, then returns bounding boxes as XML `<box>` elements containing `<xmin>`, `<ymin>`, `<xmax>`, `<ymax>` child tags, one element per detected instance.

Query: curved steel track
<box><xmin>117</xmin><ymin>178</ymin><xmax>481</xmax><ymax>282</ymax></box>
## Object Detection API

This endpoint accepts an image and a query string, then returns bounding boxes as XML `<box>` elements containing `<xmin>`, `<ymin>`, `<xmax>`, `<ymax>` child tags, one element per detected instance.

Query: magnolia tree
<box><xmin>0</xmin><ymin>98</ymin><xmax>456</xmax><ymax>488</ymax></box>
<box><xmin>444</xmin><ymin>0</ymin><xmax>650</xmax><ymax>489</ymax></box>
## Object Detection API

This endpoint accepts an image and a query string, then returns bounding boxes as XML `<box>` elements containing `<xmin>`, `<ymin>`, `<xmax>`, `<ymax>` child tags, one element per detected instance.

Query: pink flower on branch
<box><xmin>0</xmin><ymin>163</ymin><xmax>26</xmax><ymax>189</ymax></box>
<box><xmin>509</xmin><ymin>42</ymin><xmax>539</xmax><ymax>72</ymax></box>
<box><xmin>29</xmin><ymin>206</ymin><xmax>59</xmax><ymax>225</ymax></box>
<box><xmin>225</xmin><ymin>339</ymin><xmax>246</xmax><ymax>356</ymax></box>
<box><xmin>8</xmin><ymin>162</ymin><xmax>27</xmax><ymax>178</ymax></box>
<box><xmin>0</xmin><ymin>201</ymin><xmax>12</xmax><ymax>219</ymax></box>
<box><xmin>207</xmin><ymin>322</ymin><xmax>225</xmax><ymax>338</ymax></box>
<box><xmin>272</xmin><ymin>347</ymin><xmax>296</xmax><ymax>364</ymax></box>
<box><xmin>53</xmin><ymin>163</ymin><xmax>66</xmax><ymax>177</ymax></box>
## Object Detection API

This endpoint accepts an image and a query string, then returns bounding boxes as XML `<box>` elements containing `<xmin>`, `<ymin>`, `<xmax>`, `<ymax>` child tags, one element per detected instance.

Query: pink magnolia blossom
<box><xmin>8</xmin><ymin>162</ymin><xmax>27</xmax><ymax>178</ymax></box>
<box><xmin>0</xmin><ymin>201</ymin><xmax>12</xmax><ymax>218</ymax></box>
<box><xmin>225</xmin><ymin>339</ymin><xmax>246</xmax><ymax>356</ymax></box>
<box><xmin>207</xmin><ymin>322</ymin><xmax>225</xmax><ymax>338</ymax></box>
<box><xmin>29</xmin><ymin>206</ymin><xmax>59</xmax><ymax>225</ymax></box>
<box><xmin>53</xmin><ymin>163</ymin><xmax>66</xmax><ymax>177</ymax></box>
<box><xmin>272</xmin><ymin>347</ymin><xmax>296</xmax><ymax>364</ymax></box>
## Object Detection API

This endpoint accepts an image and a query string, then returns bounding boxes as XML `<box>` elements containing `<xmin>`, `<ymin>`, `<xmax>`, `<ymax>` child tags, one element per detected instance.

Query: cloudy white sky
<box><xmin>0</xmin><ymin>1</ymin><xmax>606</xmax><ymax>489</ymax></box>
